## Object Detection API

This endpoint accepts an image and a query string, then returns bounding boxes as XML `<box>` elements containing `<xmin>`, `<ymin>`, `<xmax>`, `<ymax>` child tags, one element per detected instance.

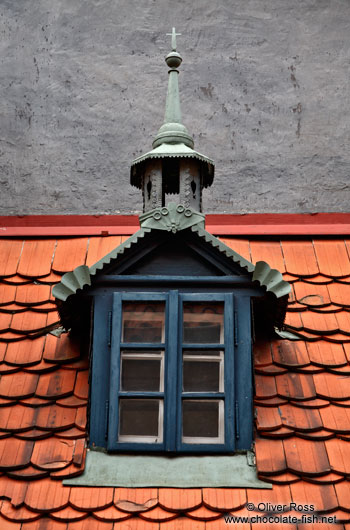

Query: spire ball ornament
<box><xmin>165</xmin><ymin>51</ymin><xmax>182</xmax><ymax>69</ymax></box>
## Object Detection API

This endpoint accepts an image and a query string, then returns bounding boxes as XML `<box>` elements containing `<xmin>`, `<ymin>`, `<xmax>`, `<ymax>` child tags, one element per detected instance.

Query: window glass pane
<box><xmin>122</xmin><ymin>302</ymin><xmax>165</xmax><ymax>343</ymax></box>
<box><xmin>183</xmin><ymin>360</ymin><xmax>221</xmax><ymax>392</ymax></box>
<box><xmin>119</xmin><ymin>399</ymin><xmax>161</xmax><ymax>437</ymax></box>
<box><xmin>121</xmin><ymin>356</ymin><xmax>162</xmax><ymax>391</ymax></box>
<box><xmin>183</xmin><ymin>302</ymin><xmax>224</xmax><ymax>343</ymax></box>
<box><xmin>182</xmin><ymin>400</ymin><xmax>220</xmax><ymax>438</ymax></box>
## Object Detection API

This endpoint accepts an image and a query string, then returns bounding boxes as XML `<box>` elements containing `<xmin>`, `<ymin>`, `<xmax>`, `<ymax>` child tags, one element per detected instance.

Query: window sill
<box><xmin>64</xmin><ymin>449</ymin><xmax>272</xmax><ymax>488</ymax></box>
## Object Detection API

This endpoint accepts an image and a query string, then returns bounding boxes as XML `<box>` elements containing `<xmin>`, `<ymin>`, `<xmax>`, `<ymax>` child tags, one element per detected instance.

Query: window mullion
<box><xmin>165</xmin><ymin>289</ymin><xmax>178</xmax><ymax>452</ymax></box>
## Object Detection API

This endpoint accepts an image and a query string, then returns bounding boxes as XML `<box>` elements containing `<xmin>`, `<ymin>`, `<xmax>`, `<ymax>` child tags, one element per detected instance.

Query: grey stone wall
<box><xmin>0</xmin><ymin>0</ymin><xmax>349</xmax><ymax>215</ymax></box>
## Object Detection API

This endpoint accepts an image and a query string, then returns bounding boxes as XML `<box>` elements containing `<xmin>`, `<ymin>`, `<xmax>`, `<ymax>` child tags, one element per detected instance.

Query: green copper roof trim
<box><xmin>131</xmin><ymin>142</ymin><xmax>214</xmax><ymax>169</ymax></box>
<box><xmin>139</xmin><ymin>202</ymin><xmax>205</xmax><ymax>233</ymax></box>
<box><xmin>53</xmin><ymin>205</ymin><xmax>291</xmax><ymax>307</ymax></box>
<box><xmin>190</xmin><ymin>224</ymin><xmax>255</xmax><ymax>274</ymax></box>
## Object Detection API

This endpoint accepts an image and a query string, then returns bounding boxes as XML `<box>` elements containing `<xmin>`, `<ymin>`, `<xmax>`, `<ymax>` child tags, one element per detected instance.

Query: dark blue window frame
<box><xmin>90</xmin><ymin>286</ymin><xmax>254</xmax><ymax>454</ymax></box>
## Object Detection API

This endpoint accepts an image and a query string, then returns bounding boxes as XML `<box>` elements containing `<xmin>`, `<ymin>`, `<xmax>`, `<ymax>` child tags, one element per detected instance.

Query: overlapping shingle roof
<box><xmin>1</xmin><ymin>229</ymin><xmax>350</xmax><ymax>528</ymax></box>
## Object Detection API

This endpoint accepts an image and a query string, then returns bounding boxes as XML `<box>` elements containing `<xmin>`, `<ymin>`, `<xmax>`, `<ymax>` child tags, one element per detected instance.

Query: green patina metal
<box><xmin>64</xmin><ymin>451</ymin><xmax>272</xmax><ymax>488</ymax></box>
<box><xmin>130</xmin><ymin>27</ymin><xmax>214</xmax><ymax>190</ymax></box>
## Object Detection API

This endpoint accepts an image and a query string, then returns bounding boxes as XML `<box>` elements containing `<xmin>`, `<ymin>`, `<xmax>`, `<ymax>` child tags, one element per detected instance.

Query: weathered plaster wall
<box><xmin>0</xmin><ymin>0</ymin><xmax>349</xmax><ymax>215</ymax></box>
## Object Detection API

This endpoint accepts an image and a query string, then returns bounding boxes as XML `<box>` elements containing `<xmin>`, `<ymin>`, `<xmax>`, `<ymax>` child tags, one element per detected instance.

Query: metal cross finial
<box><xmin>166</xmin><ymin>27</ymin><xmax>181</xmax><ymax>51</ymax></box>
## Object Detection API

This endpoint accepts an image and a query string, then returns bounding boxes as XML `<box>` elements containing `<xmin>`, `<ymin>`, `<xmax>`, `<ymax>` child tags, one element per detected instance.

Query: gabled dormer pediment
<box><xmin>53</xmin><ymin>203</ymin><xmax>291</xmax><ymax>334</ymax></box>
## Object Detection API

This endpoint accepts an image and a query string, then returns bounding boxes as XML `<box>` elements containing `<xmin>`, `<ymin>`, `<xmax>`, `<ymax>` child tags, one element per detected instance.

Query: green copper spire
<box><xmin>130</xmin><ymin>28</ymin><xmax>215</xmax><ymax>211</ymax></box>
<box><xmin>152</xmin><ymin>28</ymin><xmax>194</xmax><ymax>149</ymax></box>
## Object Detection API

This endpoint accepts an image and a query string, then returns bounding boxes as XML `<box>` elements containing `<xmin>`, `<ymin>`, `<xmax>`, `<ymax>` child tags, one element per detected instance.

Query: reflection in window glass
<box><xmin>182</xmin><ymin>400</ymin><xmax>221</xmax><ymax>439</ymax></box>
<box><xmin>183</xmin><ymin>302</ymin><xmax>224</xmax><ymax>343</ymax></box>
<box><xmin>183</xmin><ymin>360</ymin><xmax>221</xmax><ymax>392</ymax></box>
<box><xmin>122</xmin><ymin>302</ymin><xmax>165</xmax><ymax>343</ymax></box>
<box><xmin>119</xmin><ymin>399</ymin><xmax>161</xmax><ymax>438</ymax></box>
<box><xmin>121</xmin><ymin>359</ymin><xmax>162</xmax><ymax>392</ymax></box>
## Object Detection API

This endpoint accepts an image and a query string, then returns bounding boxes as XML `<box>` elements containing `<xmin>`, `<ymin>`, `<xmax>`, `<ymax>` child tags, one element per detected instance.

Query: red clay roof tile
<box><xmin>283</xmin><ymin>439</ymin><xmax>330</xmax><ymax>476</ymax></box>
<box><xmin>10</xmin><ymin>312</ymin><xmax>48</xmax><ymax>334</ymax></box>
<box><xmin>69</xmin><ymin>487</ymin><xmax>114</xmax><ymax>511</ymax></box>
<box><xmin>6</xmin><ymin>466</ymin><xmax>48</xmax><ymax>481</ymax></box>
<box><xmin>0</xmin><ymin>364</ymin><xmax>20</xmax><ymax>375</ymax></box>
<box><xmin>206</xmin><ymin>516</ymin><xmax>248</xmax><ymax>529</ymax></box>
<box><xmin>67</xmin><ymin>521</ymin><xmax>113</xmax><ymax>530</ymax></box>
<box><xmin>254</xmin><ymin>375</ymin><xmax>277</xmax><ymax>399</ymax></box>
<box><xmin>52</xmin><ymin>238</ymin><xmax>88</xmax><ymax>274</ymax></box>
<box><xmin>335</xmin><ymin>481</ymin><xmax>350</xmax><ymax>511</ymax></box>
<box><xmin>293</xmin><ymin>282</ymin><xmax>331</xmax><ymax>307</ymax></box>
<box><xmin>17</xmin><ymin>241</ymin><xmax>56</xmax><ymax>279</ymax></box>
<box><xmin>1</xmin><ymin>501</ymin><xmax>40</xmax><ymax>522</ymax></box>
<box><xmin>0</xmin><ymin>373</ymin><xmax>38</xmax><ymax>399</ymax></box>
<box><xmin>72</xmin><ymin>439</ymin><xmax>86</xmax><ymax>467</ymax></box>
<box><xmin>35</xmin><ymin>404</ymin><xmax>77</xmax><ymax>432</ymax></box>
<box><xmin>73</xmin><ymin>371</ymin><xmax>88</xmax><ymax>400</ymax></box>
<box><xmin>313</xmin><ymin>240</ymin><xmax>350</xmax><ymax>278</ymax></box>
<box><xmin>0</xmin><ymin>314</ymin><xmax>12</xmax><ymax>333</ymax></box>
<box><xmin>158</xmin><ymin>489</ymin><xmax>201</xmax><ymax>512</ymax></box>
<box><xmin>202</xmin><ymin>488</ymin><xmax>246</xmax><ymax>511</ymax></box>
<box><xmin>185</xmin><ymin>506</ymin><xmax>222</xmax><ymax>521</ymax></box>
<box><xmin>0</xmin><ymin>285</ymin><xmax>17</xmax><ymax>305</ymax></box>
<box><xmin>271</xmin><ymin>340</ymin><xmax>310</xmax><ymax>367</ymax></box>
<box><xmin>281</xmin><ymin>241</ymin><xmax>319</xmax><ymax>277</ymax></box>
<box><xmin>0</xmin><ymin>475</ymin><xmax>29</xmax><ymax>506</ymax></box>
<box><xmin>290</xmin><ymin>481</ymin><xmax>338</xmax><ymax>513</ymax></box>
<box><xmin>328</xmin><ymin>282</ymin><xmax>350</xmax><ymax>307</ymax></box>
<box><xmin>139</xmin><ymin>507</ymin><xmax>179</xmax><ymax>523</ymax></box>
<box><xmin>23</xmin><ymin>520</ymin><xmax>68</xmax><ymax>530</ymax></box>
<box><xmin>313</xmin><ymin>373</ymin><xmax>350</xmax><ymax>401</ymax></box>
<box><xmin>15</xmin><ymin>285</ymin><xmax>51</xmax><ymax>306</ymax></box>
<box><xmin>254</xmin><ymin>438</ymin><xmax>286</xmax><ymax>475</ymax></box>
<box><xmin>0</xmin><ymin>241</ymin><xmax>23</xmax><ymax>277</ymax></box>
<box><xmin>256</xmin><ymin>407</ymin><xmax>282</xmax><ymax>432</ymax></box>
<box><xmin>306</xmin><ymin>342</ymin><xmax>347</xmax><ymax>367</ymax></box>
<box><xmin>5</xmin><ymin>337</ymin><xmax>45</xmax><ymax>366</ymax></box>
<box><xmin>320</xmin><ymin>405</ymin><xmax>350</xmax><ymax>433</ymax></box>
<box><xmin>114</xmin><ymin>488</ymin><xmax>158</xmax><ymax>512</ymax></box>
<box><xmin>43</xmin><ymin>335</ymin><xmax>80</xmax><ymax>364</ymax></box>
<box><xmin>161</xmin><ymin>519</ymin><xmax>205</xmax><ymax>530</ymax></box>
<box><xmin>250</xmin><ymin>240</ymin><xmax>286</xmax><ymax>271</ymax></box>
<box><xmin>24</xmin><ymin>478</ymin><xmax>70</xmax><ymax>512</ymax></box>
<box><xmin>278</xmin><ymin>404</ymin><xmax>323</xmax><ymax>432</ymax></box>
<box><xmin>0</xmin><ymin>438</ymin><xmax>33</xmax><ymax>470</ymax></box>
<box><xmin>50</xmin><ymin>462</ymin><xmax>84</xmax><ymax>480</ymax></box>
<box><xmin>56</xmin><ymin>396</ymin><xmax>87</xmax><ymax>408</ymax></box>
<box><xmin>0</xmin><ymin>343</ymin><xmax>6</xmax><ymax>362</ymax></box>
<box><xmin>275</xmin><ymin>373</ymin><xmax>316</xmax><ymax>400</ymax></box>
<box><xmin>0</xmin><ymin>518</ymin><xmax>21</xmax><ymax>529</ymax></box>
<box><xmin>325</xmin><ymin>438</ymin><xmax>350</xmax><ymax>475</ymax></box>
<box><xmin>92</xmin><ymin>505</ymin><xmax>132</xmax><ymax>522</ymax></box>
<box><xmin>31</xmin><ymin>438</ymin><xmax>74</xmax><ymax>471</ymax></box>
<box><xmin>36</xmin><ymin>370</ymin><xmax>76</xmax><ymax>399</ymax></box>
<box><xmin>253</xmin><ymin>340</ymin><xmax>272</xmax><ymax>366</ymax></box>
<box><xmin>0</xmin><ymin>405</ymin><xmax>36</xmax><ymax>432</ymax></box>
<box><xmin>50</xmin><ymin>506</ymin><xmax>88</xmax><ymax>522</ymax></box>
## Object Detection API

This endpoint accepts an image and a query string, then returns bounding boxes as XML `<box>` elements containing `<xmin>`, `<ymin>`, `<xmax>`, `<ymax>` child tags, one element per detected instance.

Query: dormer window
<box><xmin>106</xmin><ymin>292</ymin><xmax>236</xmax><ymax>452</ymax></box>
